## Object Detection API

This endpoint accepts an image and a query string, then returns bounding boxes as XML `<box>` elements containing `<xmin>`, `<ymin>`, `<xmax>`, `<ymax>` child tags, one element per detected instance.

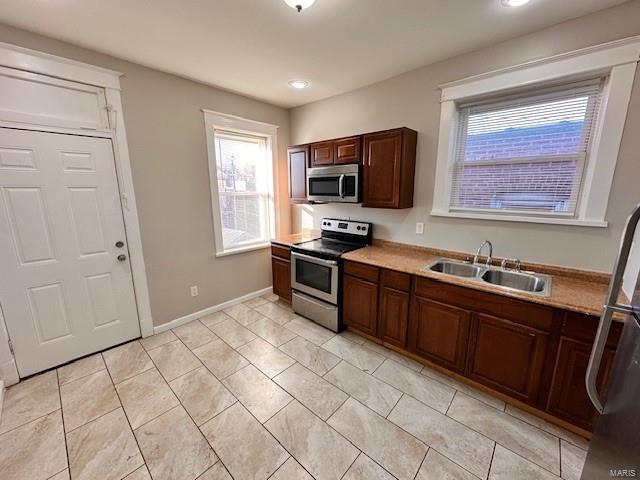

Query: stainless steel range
<box><xmin>291</xmin><ymin>218</ymin><xmax>372</xmax><ymax>332</ymax></box>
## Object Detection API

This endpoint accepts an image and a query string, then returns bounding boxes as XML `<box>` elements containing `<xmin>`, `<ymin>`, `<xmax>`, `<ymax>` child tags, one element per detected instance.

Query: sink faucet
<box><xmin>473</xmin><ymin>240</ymin><xmax>493</xmax><ymax>266</ymax></box>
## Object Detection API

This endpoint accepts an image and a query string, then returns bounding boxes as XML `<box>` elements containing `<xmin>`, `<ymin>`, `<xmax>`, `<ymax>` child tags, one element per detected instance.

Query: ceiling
<box><xmin>0</xmin><ymin>0</ymin><xmax>629</xmax><ymax>107</ymax></box>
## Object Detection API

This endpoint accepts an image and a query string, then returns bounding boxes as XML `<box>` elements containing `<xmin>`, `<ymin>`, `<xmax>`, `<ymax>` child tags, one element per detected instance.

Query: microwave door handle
<box><xmin>338</xmin><ymin>174</ymin><xmax>345</xmax><ymax>198</ymax></box>
<box><xmin>586</xmin><ymin>203</ymin><xmax>640</xmax><ymax>414</ymax></box>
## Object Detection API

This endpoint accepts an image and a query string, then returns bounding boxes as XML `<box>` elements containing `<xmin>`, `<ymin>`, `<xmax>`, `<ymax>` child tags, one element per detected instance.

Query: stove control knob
<box><xmin>356</xmin><ymin>226</ymin><xmax>361</xmax><ymax>230</ymax></box>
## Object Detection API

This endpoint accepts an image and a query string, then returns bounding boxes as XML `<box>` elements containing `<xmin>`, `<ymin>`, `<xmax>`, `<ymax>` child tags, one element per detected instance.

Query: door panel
<box><xmin>0</xmin><ymin>127</ymin><xmax>139</xmax><ymax>377</ymax></box>
<box><xmin>409</xmin><ymin>296</ymin><xmax>471</xmax><ymax>373</ymax></box>
<box><xmin>343</xmin><ymin>274</ymin><xmax>378</xmax><ymax>336</ymax></box>
<box><xmin>378</xmin><ymin>286</ymin><xmax>409</xmax><ymax>347</ymax></box>
<box><xmin>467</xmin><ymin>313</ymin><xmax>549</xmax><ymax>404</ymax></box>
<box><xmin>287</xmin><ymin>146</ymin><xmax>308</xmax><ymax>203</ymax></box>
<box><xmin>272</xmin><ymin>256</ymin><xmax>291</xmax><ymax>302</ymax></box>
<box><xmin>310</xmin><ymin>141</ymin><xmax>334</xmax><ymax>166</ymax></box>
<box><xmin>362</xmin><ymin>131</ymin><xmax>401</xmax><ymax>208</ymax></box>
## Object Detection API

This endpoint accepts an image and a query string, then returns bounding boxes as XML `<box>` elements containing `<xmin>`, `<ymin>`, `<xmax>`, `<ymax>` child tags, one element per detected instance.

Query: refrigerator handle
<box><xmin>586</xmin><ymin>204</ymin><xmax>640</xmax><ymax>414</ymax></box>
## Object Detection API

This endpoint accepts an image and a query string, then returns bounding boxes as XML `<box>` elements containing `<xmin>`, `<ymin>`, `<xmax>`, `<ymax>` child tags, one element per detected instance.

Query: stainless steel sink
<box><xmin>428</xmin><ymin>260</ymin><xmax>483</xmax><ymax>278</ymax></box>
<box><xmin>425</xmin><ymin>258</ymin><xmax>552</xmax><ymax>296</ymax></box>
<box><xmin>480</xmin><ymin>269</ymin><xmax>551</xmax><ymax>295</ymax></box>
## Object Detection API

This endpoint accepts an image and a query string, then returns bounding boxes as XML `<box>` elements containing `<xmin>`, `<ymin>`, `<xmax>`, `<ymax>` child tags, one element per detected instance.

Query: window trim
<box><xmin>203</xmin><ymin>109</ymin><xmax>278</xmax><ymax>257</ymax></box>
<box><xmin>431</xmin><ymin>36</ymin><xmax>640</xmax><ymax>227</ymax></box>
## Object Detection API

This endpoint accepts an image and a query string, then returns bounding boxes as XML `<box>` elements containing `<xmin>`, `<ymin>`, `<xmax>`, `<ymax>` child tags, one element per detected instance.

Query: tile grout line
<box><xmin>102</xmin><ymin>352</ymin><xmax>151</xmax><ymax>479</ymax></box>
<box><xmin>55</xmin><ymin>369</ymin><xmax>72</xmax><ymax>475</ymax></box>
<box><xmin>173</xmin><ymin>307</ymin><xmax>566</xmax><ymax>478</ymax></box>
<box><xmin>154</xmin><ymin>329</ymin><xmax>247</xmax><ymax>478</ymax></box>
<box><xmin>153</xmin><ymin>305</ymin><xmax>570</xmax><ymax>480</ymax></box>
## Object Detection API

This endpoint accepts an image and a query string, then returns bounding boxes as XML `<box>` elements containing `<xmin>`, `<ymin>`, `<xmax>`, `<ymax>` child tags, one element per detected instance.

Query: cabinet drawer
<box><xmin>562</xmin><ymin>311</ymin><xmax>621</xmax><ymax>348</ymax></box>
<box><xmin>414</xmin><ymin>277</ymin><xmax>554</xmax><ymax>331</ymax></box>
<box><xmin>344</xmin><ymin>261</ymin><xmax>379</xmax><ymax>283</ymax></box>
<box><xmin>271</xmin><ymin>244</ymin><xmax>291</xmax><ymax>260</ymax></box>
<box><xmin>381</xmin><ymin>269</ymin><xmax>411</xmax><ymax>292</ymax></box>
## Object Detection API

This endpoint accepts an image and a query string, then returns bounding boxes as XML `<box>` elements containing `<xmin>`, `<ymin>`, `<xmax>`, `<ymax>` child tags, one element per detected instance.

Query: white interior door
<box><xmin>0</xmin><ymin>127</ymin><xmax>140</xmax><ymax>377</ymax></box>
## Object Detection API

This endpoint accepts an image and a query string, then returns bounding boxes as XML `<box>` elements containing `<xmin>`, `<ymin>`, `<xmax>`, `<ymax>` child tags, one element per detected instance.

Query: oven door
<box><xmin>307</xmin><ymin>167</ymin><xmax>359</xmax><ymax>203</ymax></box>
<box><xmin>291</xmin><ymin>252</ymin><xmax>339</xmax><ymax>304</ymax></box>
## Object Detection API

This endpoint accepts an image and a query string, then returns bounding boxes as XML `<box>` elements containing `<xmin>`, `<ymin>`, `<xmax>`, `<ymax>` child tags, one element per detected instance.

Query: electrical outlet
<box><xmin>190</xmin><ymin>285</ymin><xmax>199</xmax><ymax>297</ymax></box>
<box><xmin>416</xmin><ymin>222</ymin><xmax>425</xmax><ymax>235</ymax></box>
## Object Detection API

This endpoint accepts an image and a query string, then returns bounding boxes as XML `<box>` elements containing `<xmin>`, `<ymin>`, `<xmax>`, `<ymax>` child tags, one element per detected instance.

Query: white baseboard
<box><xmin>152</xmin><ymin>286</ymin><xmax>273</xmax><ymax>335</ymax></box>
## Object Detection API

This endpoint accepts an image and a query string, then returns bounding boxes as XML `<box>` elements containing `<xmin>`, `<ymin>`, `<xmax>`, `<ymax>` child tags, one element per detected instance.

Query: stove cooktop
<box><xmin>292</xmin><ymin>238</ymin><xmax>364</xmax><ymax>260</ymax></box>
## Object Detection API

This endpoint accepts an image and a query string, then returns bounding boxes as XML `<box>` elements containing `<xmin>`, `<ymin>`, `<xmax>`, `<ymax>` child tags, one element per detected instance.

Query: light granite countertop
<box><xmin>342</xmin><ymin>240</ymin><xmax>623</xmax><ymax>319</ymax></box>
<box><xmin>271</xmin><ymin>229</ymin><xmax>320</xmax><ymax>248</ymax></box>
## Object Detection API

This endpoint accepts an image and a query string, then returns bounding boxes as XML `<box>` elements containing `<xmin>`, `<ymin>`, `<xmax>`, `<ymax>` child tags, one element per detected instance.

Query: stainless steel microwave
<box><xmin>307</xmin><ymin>164</ymin><xmax>360</xmax><ymax>203</ymax></box>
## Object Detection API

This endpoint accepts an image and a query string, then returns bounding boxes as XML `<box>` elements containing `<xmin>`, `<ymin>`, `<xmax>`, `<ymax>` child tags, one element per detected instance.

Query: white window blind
<box><xmin>450</xmin><ymin>79</ymin><xmax>603</xmax><ymax>216</ymax></box>
<box><xmin>213</xmin><ymin>130</ymin><xmax>273</xmax><ymax>251</ymax></box>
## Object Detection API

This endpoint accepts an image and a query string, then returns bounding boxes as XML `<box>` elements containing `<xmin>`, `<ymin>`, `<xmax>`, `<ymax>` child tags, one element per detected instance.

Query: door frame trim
<box><xmin>0</xmin><ymin>43</ymin><xmax>153</xmax><ymax>384</ymax></box>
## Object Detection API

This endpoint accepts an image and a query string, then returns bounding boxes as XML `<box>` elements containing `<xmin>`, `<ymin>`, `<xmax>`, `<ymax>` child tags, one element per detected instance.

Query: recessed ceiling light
<box><xmin>284</xmin><ymin>0</ymin><xmax>316</xmax><ymax>13</ymax></box>
<box><xmin>501</xmin><ymin>0</ymin><xmax>531</xmax><ymax>6</ymax></box>
<box><xmin>288</xmin><ymin>80</ymin><xmax>310</xmax><ymax>89</ymax></box>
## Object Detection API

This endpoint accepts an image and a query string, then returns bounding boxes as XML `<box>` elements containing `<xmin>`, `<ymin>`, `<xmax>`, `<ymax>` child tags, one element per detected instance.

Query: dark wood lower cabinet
<box><xmin>343</xmin><ymin>274</ymin><xmax>378</xmax><ymax>336</ymax></box>
<box><xmin>271</xmin><ymin>245</ymin><xmax>292</xmax><ymax>303</ymax></box>
<box><xmin>271</xmin><ymin>256</ymin><xmax>291</xmax><ymax>302</ymax></box>
<box><xmin>336</xmin><ymin>260</ymin><xmax>619</xmax><ymax>432</ymax></box>
<box><xmin>547</xmin><ymin>337</ymin><xmax>616</xmax><ymax>430</ymax></box>
<box><xmin>409</xmin><ymin>296</ymin><xmax>470</xmax><ymax>373</ymax></box>
<box><xmin>378</xmin><ymin>286</ymin><xmax>409</xmax><ymax>348</ymax></box>
<box><xmin>466</xmin><ymin>313</ymin><xmax>550</xmax><ymax>404</ymax></box>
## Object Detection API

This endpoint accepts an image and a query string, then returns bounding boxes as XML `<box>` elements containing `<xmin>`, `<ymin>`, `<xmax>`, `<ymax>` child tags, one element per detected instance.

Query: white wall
<box><xmin>290</xmin><ymin>1</ymin><xmax>640</xmax><ymax>273</ymax></box>
<box><xmin>0</xmin><ymin>23</ymin><xmax>291</xmax><ymax>327</ymax></box>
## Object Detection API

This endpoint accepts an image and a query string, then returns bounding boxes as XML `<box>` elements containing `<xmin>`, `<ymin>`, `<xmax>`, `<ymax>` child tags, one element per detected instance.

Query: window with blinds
<box><xmin>449</xmin><ymin>80</ymin><xmax>603</xmax><ymax>216</ymax></box>
<box><xmin>213</xmin><ymin>130</ymin><xmax>273</xmax><ymax>251</ymax></box>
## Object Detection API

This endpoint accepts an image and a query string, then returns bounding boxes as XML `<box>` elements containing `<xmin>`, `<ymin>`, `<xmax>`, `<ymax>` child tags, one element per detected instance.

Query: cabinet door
<box><xmin>378</xmin><ymin>286</ymin><xmax>409</xmax><ymax>347</ymax></box>
<box><xmin>409</xmin><ymin>296</ymin><xmax>471</xmax><ymax>373</ymax></box>
<box><xmin>288</xmin><ymin>146</ymin><xmax>308</xmax><ymax>203</ymax></box>
<box><xmin>272</xmin><ymin>256</ymin><xmax>291</xmax><ymax>303</ymax></box>
<box><xmin>547</xmin><ymin>337</ymin><xmax>615</xmax><ymax>430</ymax></box>
<box><xmin>362</xmin><ymin>131</ymin><xmax>402</xmax><ymax>208</ymax></box>
<box><xmin>343</xmin><ymin>274</ymin><xmax>378</xmax><ymax>336</ymax></box>
<box><xmin>310</xmin><ymin>141</ymin><xmax>334</xmax><ymax>166</ymax></box>
<box><xmin>334</xmin><ymin>136</ymin><xmax>361</xmax><ymax>165</ymax></box>
<box><xmin>467</xmin><ymin>313</ymin><xmax>549</xmax><ymax>404</ymax></box>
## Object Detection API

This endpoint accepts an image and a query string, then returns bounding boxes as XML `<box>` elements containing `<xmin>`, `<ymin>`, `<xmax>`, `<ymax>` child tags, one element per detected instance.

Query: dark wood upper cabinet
<box><xmin>334</xmin><ymin>136</ymin><xmax>361</xmax><ymax>165</ymax></box>
<box><xmin>467</xmin><ymin>313</ymin><xmax>550</xmax><ymax>405</ymax></box>
<box><xmin>343</xmin><ymin>273</ymin><xmax>379</xmax><ymax>336</ymax></box>
<box><xmin>287</xmin><ymin>145</ymin><xmax>308</xmax><ymax>204</ymax></box>
<box><xmin>362</xmin><ymin>128</ymin><xmax>417</xmax><ymax>209</ymax></box>
<box><xmin>408</xmin><ymin>296</ymin><xmax>471</xmax><ymax>373</ymax></box>
<box><xmin>310</xmin><ymin>141</ymin><xmax>334</xmax><ymax>167</ymax></box>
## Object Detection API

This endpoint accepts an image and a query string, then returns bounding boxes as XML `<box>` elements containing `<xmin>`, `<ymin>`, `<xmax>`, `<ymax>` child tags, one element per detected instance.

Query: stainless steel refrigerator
<box><xmin>581</xmin><ymin>205</ymin><xmax>640</xmax><ymax>479</ymax></box>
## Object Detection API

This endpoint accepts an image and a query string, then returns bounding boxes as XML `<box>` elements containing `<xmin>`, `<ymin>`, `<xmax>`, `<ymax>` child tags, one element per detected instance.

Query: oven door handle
<box><xmin>292</xmin><ymin>252</ymin><xmax>338</xmax><ymax>266</ymax></box>
<box><xmin>338</xmin><ymin>174</ymin><xmax>345</xmax><ymax>199</ymax></box>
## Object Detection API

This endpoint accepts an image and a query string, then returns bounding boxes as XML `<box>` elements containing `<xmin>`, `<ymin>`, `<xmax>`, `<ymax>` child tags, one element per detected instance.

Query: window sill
<box><xmin>430</xmin><ymin>210</ymin><xmax>608</xmax><ymax>228</ymax></box>
<box><xmin>214</xmin><ymin>242</ymin><xmax>271</xmax><ymax>258</ymax></box>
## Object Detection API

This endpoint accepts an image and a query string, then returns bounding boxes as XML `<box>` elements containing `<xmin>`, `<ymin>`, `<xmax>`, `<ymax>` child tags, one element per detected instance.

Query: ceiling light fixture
<box><xmin>501</xmin><ymin>0</ymin><xmax>531</xmax><ymax>6</ymax></box>
<box><xmin>284</xmin><ymin>0</ymin><xmax>316</xmax><ymax>13</ymax></box>
<box><xmin>288</xmin><ymin>80</ymin><xmax>309</xmax><ymax>89</ymax></box>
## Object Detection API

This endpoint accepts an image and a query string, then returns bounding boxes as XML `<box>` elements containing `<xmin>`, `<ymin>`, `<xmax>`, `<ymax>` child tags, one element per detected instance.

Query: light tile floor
<box><xmin>0</xmin><ymin>293</ymin><xmax>589</xmax><ymax>480</ymax></box>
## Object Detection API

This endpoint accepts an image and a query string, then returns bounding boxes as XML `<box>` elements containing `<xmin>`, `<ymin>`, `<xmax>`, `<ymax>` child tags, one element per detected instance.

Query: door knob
<box><xmin>115</xmin><ymin>241</ymin><xmax>125</xmax><ymax>248</ymax></box>
<box><xmin>117</xmin><ymin>254</ymin><xmax>127</xmax><ymax>262</ymax></box>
